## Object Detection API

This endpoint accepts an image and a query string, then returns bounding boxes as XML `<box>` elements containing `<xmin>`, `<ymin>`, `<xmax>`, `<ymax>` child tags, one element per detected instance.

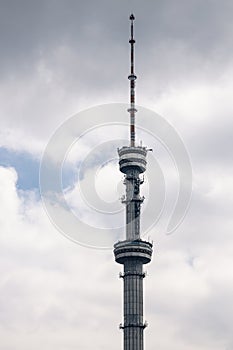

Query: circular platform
<box><xmin>114</xmin><ymin>239</ymin><xmax>153</xmax><ymax>264</ymax></box>
<box><xmin>118</xmin><ymin>146</ymin><xmax>147</xmax><ymax>174</ymax></box>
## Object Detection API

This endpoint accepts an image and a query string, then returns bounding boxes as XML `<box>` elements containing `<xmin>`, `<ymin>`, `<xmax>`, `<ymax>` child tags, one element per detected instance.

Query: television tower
<box><xmin>114</xmin><ymin>14</ymin><xmax>153</xmax><ymax>350</ymax></box>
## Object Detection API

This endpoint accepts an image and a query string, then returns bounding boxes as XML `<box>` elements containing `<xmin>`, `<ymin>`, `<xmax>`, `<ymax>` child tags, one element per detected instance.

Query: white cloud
<box><xmin>1</xmin><ymin>140</ymin><xmax>233</xmax><ymax>350</ymax></box>
<box><xmin>1</xmin><ymin>1</ymin><xmax>233</xmax><ymax>349</ymax></box>
<box><xmin>0</xmin><ymin>166</ymin><xmax>121</xmax><ymax>349</ymax></box>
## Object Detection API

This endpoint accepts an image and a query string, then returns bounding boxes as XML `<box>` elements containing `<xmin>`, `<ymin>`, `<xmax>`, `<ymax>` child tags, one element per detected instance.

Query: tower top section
<box><xmin>128</xmin><ymin>13</ymin><xmax>137</xmax><ymax>147</ymax></box>
<box><xmin>118</xmin><ymin>14</ymin><xmax>148</xmax><ymax>176</ymax></box>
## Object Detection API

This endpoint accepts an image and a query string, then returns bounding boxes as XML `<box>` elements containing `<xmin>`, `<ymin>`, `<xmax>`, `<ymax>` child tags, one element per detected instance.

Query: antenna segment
<box><xmin>128</xmin><ymin>14</ymin><xmax>137</xmax><ymax>147</ymax></box>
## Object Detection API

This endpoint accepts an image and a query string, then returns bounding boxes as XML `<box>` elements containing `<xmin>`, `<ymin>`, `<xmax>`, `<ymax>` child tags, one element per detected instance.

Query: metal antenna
<box><xmin>128</xmin><ymin>14</ymin><xmax>137</xmax><ymax>147</ymax></box>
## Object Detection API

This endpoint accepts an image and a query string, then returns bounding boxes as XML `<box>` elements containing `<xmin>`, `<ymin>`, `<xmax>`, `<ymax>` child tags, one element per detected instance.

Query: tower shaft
<box><xmin>123</xmin><ymin>260</ymin><xmax>144</xmax><ymax>350</ymax></box>
<box><xmin>125</xmin><ymin>170</ymin><xmax>142</xmax><ymax>240</ymax></box>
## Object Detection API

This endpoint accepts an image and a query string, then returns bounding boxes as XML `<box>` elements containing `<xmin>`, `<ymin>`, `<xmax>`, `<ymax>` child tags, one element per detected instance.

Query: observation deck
<box><xmin>114</xmin><ymin>239</ymin><xmax>153</xmax><ymax>265</ymax></box>
<box><xmin>118</xmin><ymin>146</ymin><xmax>147</xmax><ymax>174</ymax></box>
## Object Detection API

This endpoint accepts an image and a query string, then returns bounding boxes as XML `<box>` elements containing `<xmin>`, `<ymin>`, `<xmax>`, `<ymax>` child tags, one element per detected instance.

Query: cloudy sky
<box><xmin>1</xmin><ymin>1</ymin><xmax>233</xmax><ymax>349</ymax></box>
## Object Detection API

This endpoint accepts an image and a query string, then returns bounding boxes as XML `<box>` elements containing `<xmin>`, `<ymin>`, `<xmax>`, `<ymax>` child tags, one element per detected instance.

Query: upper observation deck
<box><xmin>118</xmin><ymin>146</ymin><xmax>147</xmax><ymax>174</ymax></box>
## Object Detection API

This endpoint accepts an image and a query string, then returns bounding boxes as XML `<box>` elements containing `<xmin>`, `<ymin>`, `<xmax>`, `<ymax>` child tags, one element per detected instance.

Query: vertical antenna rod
<box><xmin>128</xmin><ymin>14</ymin><xmax>137</xmax><ymax>147</ymax></box>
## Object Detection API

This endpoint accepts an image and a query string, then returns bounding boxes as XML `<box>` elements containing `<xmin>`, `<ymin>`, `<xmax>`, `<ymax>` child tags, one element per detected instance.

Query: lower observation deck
<box><xmin>114</xmin><ymin>239</ymin><xmax>153</xmax><ymax>265</ymax></box>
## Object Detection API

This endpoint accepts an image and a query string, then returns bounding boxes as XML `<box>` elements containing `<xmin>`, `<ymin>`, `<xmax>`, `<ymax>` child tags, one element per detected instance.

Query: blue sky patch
<box><xmin>0</xmin><ymin>147</ymin><xmax>40</xmax><ymax>191</ymax></box>
<box><xmin>0</xmin><ymin>147</ymin><xmax>79</xmax><ymax>192</ymax></box>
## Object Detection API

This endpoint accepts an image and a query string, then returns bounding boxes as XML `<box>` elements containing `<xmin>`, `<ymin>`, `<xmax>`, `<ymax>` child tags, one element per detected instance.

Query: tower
<box><xmin>113</xmin><ymin>14</ymin><xmax>153</xmax><ymax>350</ymax></box>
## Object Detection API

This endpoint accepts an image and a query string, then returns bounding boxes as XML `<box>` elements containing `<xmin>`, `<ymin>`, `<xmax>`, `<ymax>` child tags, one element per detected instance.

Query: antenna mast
<box><xmin>128</xmin><ymin>14</ymin><xmax>137</xmax><ymax>147</ymax></box>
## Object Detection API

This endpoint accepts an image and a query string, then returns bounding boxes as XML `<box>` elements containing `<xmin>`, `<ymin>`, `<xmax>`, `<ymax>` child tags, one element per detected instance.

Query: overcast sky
<box><xmin>0</xmin><ymin>1</ymin><xmax>233</xmax><ymax>349</ymax></box>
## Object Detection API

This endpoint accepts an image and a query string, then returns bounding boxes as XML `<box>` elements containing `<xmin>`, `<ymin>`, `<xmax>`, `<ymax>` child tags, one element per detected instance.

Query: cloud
<box><xmin>0</xmin><ymin>166</ymin><xmax>121</xmax><ymax>349</ymax></box>
<box><xmin>0</xmin><ymin>1</ymin><xmax>233</xmax><ymax>349</ymax></box>
<box><xmin>0</xmin><ymin>0</ymin><xmax>232</xmax><ymax>154</ymax></box>
<box><xmin>1</xmin><ymin>147</ymin><xmax>233</xmax><ymax>349</ymax></box>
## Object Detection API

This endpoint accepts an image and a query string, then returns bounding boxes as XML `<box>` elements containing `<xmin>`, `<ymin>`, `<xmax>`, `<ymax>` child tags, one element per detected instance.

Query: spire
<box><xmin>128</xmin><ymin>13</ymin><xmax>137</xmax><ymax>147</ymax></box>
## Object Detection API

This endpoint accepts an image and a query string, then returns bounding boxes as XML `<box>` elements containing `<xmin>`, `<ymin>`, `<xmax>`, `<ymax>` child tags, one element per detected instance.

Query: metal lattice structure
<box><xmin>113</xmin><ymin>14</ymin><xmax>153</xmax><ymax>350</ymax></box>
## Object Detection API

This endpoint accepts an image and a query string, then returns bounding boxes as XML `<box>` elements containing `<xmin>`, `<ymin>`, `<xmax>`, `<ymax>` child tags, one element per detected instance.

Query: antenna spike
<box><xmin>128</xmin><ymin>13</ymin><xmax>137</xmax><ymax>147</ymax></box>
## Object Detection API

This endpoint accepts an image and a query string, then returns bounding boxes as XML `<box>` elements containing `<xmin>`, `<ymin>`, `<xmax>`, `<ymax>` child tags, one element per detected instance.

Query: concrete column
<box><xmin>123</xmin><ymin>259</ymin><xmax>144</xmax><ymax>350</ymax></box>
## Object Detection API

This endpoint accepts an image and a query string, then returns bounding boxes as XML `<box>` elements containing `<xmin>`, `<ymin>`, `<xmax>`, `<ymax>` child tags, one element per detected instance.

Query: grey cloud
<box><xmin>0</xmin><ymin>1</ymin><xmax>233</xmax><ymax>349</ymax></box>
<box><xmin>188</xmin><ymin>119</ymin><xmax>233</xmax><ymax>166</ymax></box>
<box><xmin>1</xmin><ymin>0</ymin><xmax>232</xmax><ymax>87</ymax></box>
